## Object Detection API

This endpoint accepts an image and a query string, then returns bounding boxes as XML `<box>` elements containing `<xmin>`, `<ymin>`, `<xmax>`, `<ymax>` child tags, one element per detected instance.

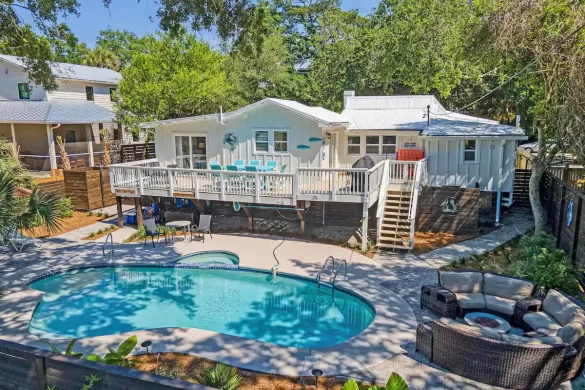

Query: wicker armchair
<box><xmin>416</xmin><ymin>319</ymin><xmax>577</xmax><ymax>390</ymax></box>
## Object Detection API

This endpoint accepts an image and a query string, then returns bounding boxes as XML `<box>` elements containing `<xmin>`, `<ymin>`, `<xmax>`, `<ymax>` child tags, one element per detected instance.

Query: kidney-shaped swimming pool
<box><xmin>28</xmin><ymin>266</ymin><xmax>375</xmax><ymax>349</ymax></box>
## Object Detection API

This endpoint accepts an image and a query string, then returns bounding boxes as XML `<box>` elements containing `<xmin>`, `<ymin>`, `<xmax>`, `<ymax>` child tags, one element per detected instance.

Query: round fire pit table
<box><xmin>464</xmin><ymin>312</ymin><xmax>511</xmax><ymax>334</ymax></box>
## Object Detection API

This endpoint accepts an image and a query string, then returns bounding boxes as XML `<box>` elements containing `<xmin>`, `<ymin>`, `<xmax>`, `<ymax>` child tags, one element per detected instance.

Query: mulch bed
<box><xmin>24</xmin><ymin>212</ymin><xmax>109</xmax><ymax>238</ymax></box>
<box><xmin>132</xmin><ymin>353</ymin><xmax>364</xmax><ymax>390</ymax></box>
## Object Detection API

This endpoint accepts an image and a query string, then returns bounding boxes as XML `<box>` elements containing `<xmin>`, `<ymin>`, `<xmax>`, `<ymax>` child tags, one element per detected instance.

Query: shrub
<box><xmin>343</xmin><ymin>372</ymin><xmax>409</xmax><ymax>390</ymax></box>
<box><xmin>517</xmin><ymin>233</ymin><xmax>557</xmax><ymax>263</ymax></box>
<box><xmin>193</xmin><ymin>363</ymin><xmax>242</xmax><ymax>390</ymax></box>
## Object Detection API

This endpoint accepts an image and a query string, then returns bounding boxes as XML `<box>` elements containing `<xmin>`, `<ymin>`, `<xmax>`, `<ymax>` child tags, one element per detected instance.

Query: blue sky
<box><xmin>26</xmin><ymin>0</ymin><xmax>381</xmax><ymax>47</ymax></box>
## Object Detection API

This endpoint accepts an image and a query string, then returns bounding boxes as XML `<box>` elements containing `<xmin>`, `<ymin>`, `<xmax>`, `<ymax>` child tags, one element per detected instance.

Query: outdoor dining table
<box><xmin>165</xmin><ymin>220</ymin><xmax>192</xmax><ymax>243</ymax></box>
<box><xmin>255</xmin><ymin>166</ymin><xmax>276</xmax><ymax>172</ymax></box>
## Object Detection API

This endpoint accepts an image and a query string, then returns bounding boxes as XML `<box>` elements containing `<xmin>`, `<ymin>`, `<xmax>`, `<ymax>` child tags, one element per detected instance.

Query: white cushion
<box><xmin>485</xmin><ymin>295</ymin><xmax>516</xmax><ymax>315</ymax></box>
<box><xmin>524</xmin><ymin>311</ymin><xmax>562</xmax><ymax>335</ymax></box>
<box><xmin>482</xmin><ymin>273</ymin><xmax>534</xmax><ymax>301</ymax></box>
<box><xmin>455</xmin><ymin>293</ymin><xmax>486</xmax><ymax>309</ymax></box>
<box><xmin>440</xmin><ymin>272</ymin><xmax>483</xmax><ymax>293</ymax></box>
<box><xmin>542</xmin><ymin>289</ymin><xmax>582</xmax><ymax>326</ymax></box>
<box><xmin>558</xmin><ymin>321</ymin><xmax>585</xmax><ymax>344</ymax></box>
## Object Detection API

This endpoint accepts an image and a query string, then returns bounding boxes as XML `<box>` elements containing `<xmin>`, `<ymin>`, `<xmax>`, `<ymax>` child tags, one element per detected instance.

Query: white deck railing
<box><xmin>407</xmin><ymin>158</ymin><xmax>428</xmax><ymax>247</ymax></box>
<box><xmin>109</xmin><ymin>159</ymin><xmax>419</xmax><ymax>205</ymax></box>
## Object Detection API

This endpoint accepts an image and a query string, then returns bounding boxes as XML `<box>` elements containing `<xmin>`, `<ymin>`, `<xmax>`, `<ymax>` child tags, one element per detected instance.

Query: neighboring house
<box><xmin>0</xmin><ymin>54</ymin><xmax>142</xmax><ymax>172</ymax></box>
<box><xmin>109</xmin><ymin>92</ymin><xmax>527</xmax><ymax>250</ymax></box>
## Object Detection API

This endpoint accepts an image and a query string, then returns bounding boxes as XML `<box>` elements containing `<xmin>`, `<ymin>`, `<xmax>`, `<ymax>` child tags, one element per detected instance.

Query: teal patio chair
<box><xmin>279</xmin><ymin>164</ymin><xmax>288</xmax><ymax>173</ymax></box>
<box><xmin>266</xmin><ymin>160</ymin><xmax>278</xmax><ymax>170</ymax></box>
<box><xmin>249</xmin><ymin>160</ymin><xmax>260</xmax><ymax>166</ymax></box>
<box><xmin>234</xmin><ymin>159</ymin><xmax>245</xmax><ymax>167</ymax></box>
<box><xmin>210</xmin><ymin>163</ymin><xmax>223</xmax><ymax>191</ymax></box>
<box><xmin>210</xmin><ymin>161</ymin><xmax>222</xmax><ymax>169</ymax></box>
<box><xmin>226</xmin><ymin>165</ymin><xmax>244</xmax><ymax>191</ymax></box>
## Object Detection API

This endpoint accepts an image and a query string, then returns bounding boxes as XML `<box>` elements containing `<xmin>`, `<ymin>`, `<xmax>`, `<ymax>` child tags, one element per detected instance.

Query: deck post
<box><xmin>361</xmin><ymin>175</ymin><xmax>370</xmax><ymax>252</ymax></box>
<box><xmin>255</xmin><ymin>173</ymin><xmax>260</xmax><ymax>203</ymax></box>
<box><xmin>331</xmin><ymin>171</ymin><xmax>337</xmax><ymax>201</ymax></box>
<box><xmin>296</xmin><ymin>201</ymin><xmax>305</xmax><ymax>234</ymax></box>
<box><xmin>116</xmin><ymin>196</ymin><xmax>124</xmax><ymax>227</ymax></box>
<box><xmin>86</xmin><ymin>125</ymin><xmax>94</xmax><ymax>167</ymax></box>
<box><xmin>135</xmin><ymin>197</ymin><xmax>143</xmax><ymax>227</ymax></box>
<box><xmin>495</xmin><ymin>190</ymin><xmax>502</xmax><ymax>224</ymax></box>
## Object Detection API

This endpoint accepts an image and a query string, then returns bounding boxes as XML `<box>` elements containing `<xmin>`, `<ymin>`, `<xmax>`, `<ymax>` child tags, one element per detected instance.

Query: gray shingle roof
<box><xmin>0</xmin><ymin>54</ymin><xmax>121</xmax><ymax>85</ymax></box>
<box><xmin>421</xmin><ymin>119</ymin><xmax>525</xmax><ymax>137</ymax></box>
<box><xmin>0</xmin><ymin>100</ymin><xmax>115</xmax><ymax>124</ymax></box>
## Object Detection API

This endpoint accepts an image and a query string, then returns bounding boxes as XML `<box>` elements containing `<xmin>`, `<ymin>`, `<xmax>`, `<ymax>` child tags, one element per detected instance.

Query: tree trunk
<box><xmin>529</xmin><ymin>165</ymin><xmax>547</xmax><ymax>233</ymax></box>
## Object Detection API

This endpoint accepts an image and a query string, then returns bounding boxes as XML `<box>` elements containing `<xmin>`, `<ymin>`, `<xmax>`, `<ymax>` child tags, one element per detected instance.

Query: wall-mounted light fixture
<box><xmin>326</xmin><ymin>132</ymin><xmax>331</xmax><ymax>140</ymax></box>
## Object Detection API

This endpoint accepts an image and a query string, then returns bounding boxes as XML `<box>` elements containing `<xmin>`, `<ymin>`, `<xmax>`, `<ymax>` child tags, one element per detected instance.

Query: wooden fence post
<box><xmin>572</xmin><ymin>197</ymin><xmax>583</xmax><ymax>265</ymax></box>
<box><xmin>116</xmin><ymin>196</ymin><xmax>124</xmax><ymax>228</ymax></box>
<box><xmin>35</xmin><ymin>356</ymin><xmax>47</xmax><ymax>390</ymax></box>
<box><xmin>136</xmin><ymin>197</ymin><xmax>143</xmax><ymax>228</ymax></box>
<box><xmin>562</xmin><ymin>163</ymin><xmax>571</xmax><ymax>183</ymax></box>
<box><xmin>557</xmin><ymin>184</ymin><xmax>567</xmax><ymax>248</ymax></box>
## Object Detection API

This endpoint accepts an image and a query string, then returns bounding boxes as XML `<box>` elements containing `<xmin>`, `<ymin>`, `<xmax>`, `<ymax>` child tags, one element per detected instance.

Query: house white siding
<box><xmin>154</xmin><ymin>104</ymin><xmax>333</xmax><ymax>172</ymax></box>
<box><xmin>424</xmin><ymin>138</ymin><xmax>517</xmax><ymax>192</ymax></box>
<box><xmin>47</xmin><ymin>80</ymin><xmax>115</xmax><ymax>110</ymax></box>
<box><xmin>0</xmin><ymin>62</ymin><xmax>46</xmax><ymax>101</ymax></box>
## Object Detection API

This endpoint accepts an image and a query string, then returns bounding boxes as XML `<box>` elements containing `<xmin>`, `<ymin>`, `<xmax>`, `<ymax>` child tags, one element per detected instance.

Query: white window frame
<box><xmin>365</xmin><ymin>135</ymin><xmax>381</xmax><ymax>155</ymax></box>
<box><xmin>253</xmin><ymin>129</ymin><xmax>290</xmax><ymax>154</ymax></box>
<box><xmin>462</xmin><ymin>139</ymin><xmax>478</xmax><ymax>163</ymax></box>
<box><xmin>273</xmin><ymin>130</ymin><xmax>289</xmax><ymax>153</ymax></box>
<box><xmin>173</xmin><ymin>133</ymin><xmax>208</xmax><ymax>168</ymax></box>
<box><xmin>18</xmin><ymin>83</ymin><xmax>31</xmax><ymax>99</ymax></box>
<box><xmin>254</xmin><ymin>130</ymin><xmax>270</xmax><ymax>154</ymax></box>
<box><xmin>347</xmin><ymin>135</ymin><xmax>361</xmax><ymax>155</ymax></box>
<box><xmin>382</xmin><ymin>135</ymin><xmax>397</xmax><ymax>155</ymax></box>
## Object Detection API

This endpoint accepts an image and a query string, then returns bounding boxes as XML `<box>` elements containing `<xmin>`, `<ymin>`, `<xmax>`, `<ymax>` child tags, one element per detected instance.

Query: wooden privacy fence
<box><xmin>121</xmin><ymin>143</ymin><xmax>156</xmax><ymax>163</ymax></box>
<box><xmin>0</xmin><ymin>339</ymin><xmax>216</xmax><ymax>390</ymax></box>
<box><xmin>416</xmin><ymin>187</ymin><xmax>480</xmax><ymax>234</ymax></box>
<box><xmin>541</xmin><ymin>172</ymin><xmax>585</xmax><ymax>267</ymax></box>
<box><xmin>64</xmin><ymin>168</ymin><xmax>116</xmax><ymax>210</ymax></box>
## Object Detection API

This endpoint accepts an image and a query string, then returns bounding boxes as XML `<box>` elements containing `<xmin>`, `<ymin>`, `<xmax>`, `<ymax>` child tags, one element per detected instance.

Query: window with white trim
<box><xmin>365</xmin><ymin>136</ymin><xmax>380</xmax><ymax>154</ymax></box>
<box><xmin>463</xmin><ymin>139</ymin><xmax>477</xmax><ymax>162</ymax></box>
<box><xmin>382</xmin><ymin>135</ymin><xmax>397</xmax><ymax>155</ymax></box>
<box><xmin>347</xmin><ymin>136</ymin><xmax>360</xmax><ymax>154</ymax></box>
<box><xmin>274</xmin><ymin>130</ymin><xmax>288</xmax><ymax>152</ymax></box>
<box><xmin>254</xmin><ymin>131</ymin><xmax>269</xmax><ymax>153</ymax></box>
<box><xmin>85</xmin><ymin>86</ymin><xmax>94</xmax><ymax>101</ymax></box>
<box><xmin>18</xmin><ymin>83</ymin><xmax>30</xmax><ymax>99</ymax></box>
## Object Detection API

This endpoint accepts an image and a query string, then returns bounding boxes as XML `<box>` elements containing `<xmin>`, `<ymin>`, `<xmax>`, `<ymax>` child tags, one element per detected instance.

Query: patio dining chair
<box><xmin>226</xmin><ymin>165</ymin><xmax>245</xmax><ymax>192</ymax></box>
<box><xmin>279</xmin><ymin>164</ymin><xmax>288</xmax><ymax>173</ymax></box>
<box><xmin>234</xmin><ymin>159</ymin><xmax>245</xmax><ymax>167</ymax></box>
<box><xmin>143</xmin><ymin>218</ymin><xmax>168</xmax><ymax>248</ymax></box>
<box><xmin>210</xmin><ymin>164</ymin><xmax>222</xmax><ymax>191</ymax></box>
<box><xmin>266</xmin><ymin>160</ymin><xmax>278</xmax><ymax>170</ymax></box>
<box><xmin>244</xmin><ymin>165</ymin><xmax>258</xmax><ymax>191</ymax></box>
<box><xmin>249</xmin><ymin>160</ymin><xmax>260</xmax><ymax>166</ymax></box>
<box><xmin>191</xmin><ymin>214</ymin><xmax>213</xmax><ymax>243</ymax></box>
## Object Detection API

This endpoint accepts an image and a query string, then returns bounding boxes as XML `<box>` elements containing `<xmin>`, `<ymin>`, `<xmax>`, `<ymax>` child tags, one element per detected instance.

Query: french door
<box><xmin>175</xmin><ymin>135</ymin><xmax>207</xmax><ymax>169</ymax></box>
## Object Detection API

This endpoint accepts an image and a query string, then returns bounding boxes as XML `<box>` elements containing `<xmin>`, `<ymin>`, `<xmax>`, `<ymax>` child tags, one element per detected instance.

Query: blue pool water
<box><xmin>28</xmin><ymin>267</ymin><xmax>375</xmax><ymax>348</ymax></box>
<box><xmin>173</xmin><ymin>251</ymin><xmax>239</xmax><ymax>265</ymax></box>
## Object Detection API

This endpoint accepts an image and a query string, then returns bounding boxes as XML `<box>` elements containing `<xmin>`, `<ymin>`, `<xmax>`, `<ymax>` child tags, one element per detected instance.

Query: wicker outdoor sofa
<box><xmin>417</xmin><ymin>270</ymin><xmax>585</xmax><ymax>389</ymax></box>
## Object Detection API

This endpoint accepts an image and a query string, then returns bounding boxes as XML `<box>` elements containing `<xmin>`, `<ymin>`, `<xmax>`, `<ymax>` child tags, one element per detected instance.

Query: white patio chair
<box><xmin>5</xmin><ymin>227</ymin><xmax>42</xmax><ymax>252</ymax></box>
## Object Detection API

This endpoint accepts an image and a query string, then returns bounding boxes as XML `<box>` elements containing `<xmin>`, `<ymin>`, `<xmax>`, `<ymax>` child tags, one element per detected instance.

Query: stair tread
<box><xmin>377</xmin><ymin>243</ymin><xmax>411</xmax><ymax>250</ymax></box>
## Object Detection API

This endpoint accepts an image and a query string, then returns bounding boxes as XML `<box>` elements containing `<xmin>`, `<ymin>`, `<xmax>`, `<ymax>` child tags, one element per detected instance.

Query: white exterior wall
<box><xmin>423</xmin><ymin>137</ymin><xmax>517</xmax><ymax>192</ymax></box>
<box><xmin>0</xmin><ymin>62</ymin><xmax>46</xmax><ymax>101</ymax></box>
<box><xmin>47</xmin><ymin>80</ymin><xmax>115</xmax><ymax>110</ymax></box>
<box><xmin>155</xmin><ymin>104</ymin><xmax>333</xmax><ymax>172</ymax></box>
<box><xmin>335</xmin><ymin>130</ymin><xmax>423</xmax><ymax>167</ymax></box>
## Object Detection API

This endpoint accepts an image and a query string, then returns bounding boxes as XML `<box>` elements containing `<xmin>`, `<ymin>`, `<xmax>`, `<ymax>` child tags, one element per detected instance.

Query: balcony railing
<box><xmin>109</xmin><ymin>159</ymin><xmax>423</xmax><ymax>206</ymax></box>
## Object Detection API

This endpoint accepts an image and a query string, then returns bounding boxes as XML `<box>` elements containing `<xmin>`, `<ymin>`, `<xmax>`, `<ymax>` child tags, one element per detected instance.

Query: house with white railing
<box><xmin>109</xmin><ymin>93</ymin><xmax>526</xmax><ymax>251</ymax></box>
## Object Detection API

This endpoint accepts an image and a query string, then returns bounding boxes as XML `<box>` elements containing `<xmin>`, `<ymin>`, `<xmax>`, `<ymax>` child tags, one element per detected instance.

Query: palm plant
<box><xmin>193</xmin><ymin>363</ymin><xmax>242</xmax><ymax>390</ymax></box>
<box><xmin>0</xmin><ymin>138</ymin><xmax>62</xmax><ymax>238</ymax></box>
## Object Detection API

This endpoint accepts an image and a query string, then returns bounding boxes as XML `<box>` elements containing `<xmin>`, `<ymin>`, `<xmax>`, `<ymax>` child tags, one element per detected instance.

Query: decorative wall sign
<box><xmin>233</xmin><ymin>201</ymin><xmax>241</xmax><ymax>212</ymax></box>
<box><xmin>568</xmin><ymin>200</ymin><xmax>574</xmax><ymax>227</ymax></box>
<box><xmin>296</xmin><ymin>145</ymin><xmax>310</xmax><ymax>150</ymax></box>
<box><xmin>223</xmin><ymin>133</ymin><xmax>238</xmax><ymax>151</ymax></box>
<box><xmin>404</xmin><ymin>142</ymin><xmax>417</xmax><ymax>148</ymax></box>
<box><xmin>308</xmin><ymin>137</ymin><xmax>323</xmax><ymax>142</ymax></box>
<box><xmin>441</xmin><ymin>196</ymin><xmax>459</xmax><ymax>214</ymax></box>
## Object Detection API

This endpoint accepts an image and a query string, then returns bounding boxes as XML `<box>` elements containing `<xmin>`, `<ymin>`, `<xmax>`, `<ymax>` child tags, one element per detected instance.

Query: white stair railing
<box><xmin>375</xmin><ymin>160</ymin><xmax>391</xmax><ymax>240</ymax></box>
<box><xmin>407</xmin><ymin>158</ymin><xmax>427</xmax><ymax>248</ymax></box>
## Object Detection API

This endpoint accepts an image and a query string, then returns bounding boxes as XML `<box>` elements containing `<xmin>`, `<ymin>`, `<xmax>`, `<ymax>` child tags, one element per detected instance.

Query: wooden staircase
<box><xmin>377</xmin><ymin>189</ymin><xmax>412</xmax><ymax>250</ymax></box>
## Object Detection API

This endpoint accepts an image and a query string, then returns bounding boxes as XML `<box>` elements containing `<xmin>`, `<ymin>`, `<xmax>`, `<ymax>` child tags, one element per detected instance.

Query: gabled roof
<box><xmin>342</xmin><ymin>94</ymin><xmax>525</xmax><ymax>137</ymax></box>
<box><xmin>0</xmin><ymin>100</ymin><xmax>115</xmax><ymax>124</ymax></box>
<box><xmin>0</xmin><ymin>54</ymin><xmax>121</xmax><ymax>85</ymax></box>
<box><xmin>140</xmin><ymin>98</ymin><xmax>350</xmax><ymax>128</ymax></box>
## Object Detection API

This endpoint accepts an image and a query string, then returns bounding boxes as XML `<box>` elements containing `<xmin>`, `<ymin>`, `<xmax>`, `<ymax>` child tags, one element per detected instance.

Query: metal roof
<box><xmin>0</xmin><ymin>54</ymin><xmax>121</xmax><ymax>85</ymax></box>
<box><xmin>140</xmin><ymin>98</ymin><xmax>350</xmax><ymax>128</ymax></box>
<box><xmin>0</xmin><ymin>99</ymin><xmax>115</xmax><ymax>124</ymax></box>
<box><xmin>342</xmin><ymin>94</ymin><xmax>524</xmax><ymax>137</ymax></box>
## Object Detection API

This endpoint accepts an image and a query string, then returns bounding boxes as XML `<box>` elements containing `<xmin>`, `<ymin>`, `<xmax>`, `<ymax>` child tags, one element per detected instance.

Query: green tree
<box><xmin>116</xmin><ymin>30</ymin><xmax>231</xmax><ymax>131</ymax></box>
<box><xmin>82</xmin><ymin>46</ymin><xmax>121</xmax><ymax>71</ymax></box>
<box><xmin>95</xmin><ymin>29</ymin><xmax>146</xmax><ymax>68</ymax></box>
<box><xmin>370</xmin><ymin>0</ymin><xmax>482</xmax><ymax>98</ymax></box>
<box><xmin>0</xmin><ymin>0</ymin><xmax>109</xmax><ymax>90</ymax></box>
<box><xmin>478</xmin><ymin>0</ymin><xmax>585</xmax><ymax>232</ymax></box>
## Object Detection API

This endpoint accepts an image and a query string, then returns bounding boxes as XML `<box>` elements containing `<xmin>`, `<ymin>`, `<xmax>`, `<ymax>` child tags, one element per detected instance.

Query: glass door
<box><xmin>174</xmin><ymin>135</ymin><xmax>207</xmax><ymax>168</ymax></box>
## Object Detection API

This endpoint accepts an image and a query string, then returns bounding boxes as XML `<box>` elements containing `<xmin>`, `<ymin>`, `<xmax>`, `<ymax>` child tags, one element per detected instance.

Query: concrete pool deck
<box><xmin>0</xmin><ymin>233</ymin><xmax>416</xmax><ymax>380</ymax></box>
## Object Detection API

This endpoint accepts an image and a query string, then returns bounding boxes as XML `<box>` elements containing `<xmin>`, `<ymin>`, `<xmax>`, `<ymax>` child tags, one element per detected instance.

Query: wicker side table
<box><xmin>416</xmin><ymin>323</ymin><xmax>433</xmax><ymax>359</ymax></box>
<box><xmin>513</xmin><ymin>297</ymin><xmax>543</xmax><ymax>327</ymax></box>
<box><xmin>420</xmin><ymin>284</ymin><xmax>457</xmax><ymax>319</ymax></box>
